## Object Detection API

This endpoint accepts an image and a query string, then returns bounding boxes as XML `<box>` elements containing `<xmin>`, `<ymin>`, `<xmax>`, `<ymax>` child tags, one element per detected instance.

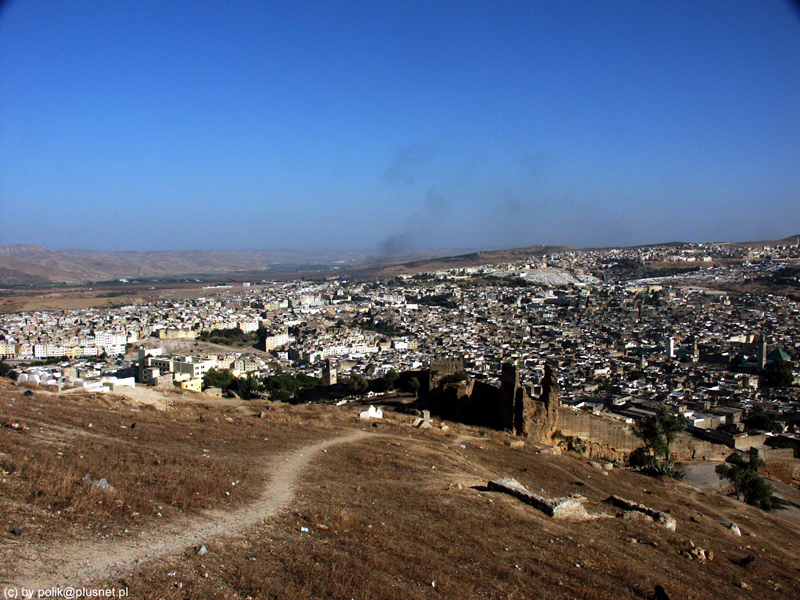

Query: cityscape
<box><xmin>3</xmin><ymin>238</ymin><xmax>799</xmax><ymax>453</ymax></box>
<box><xmin>2</xmin><ymin>0</ymin><xmax>800</xmax><ymax>598</ymax></box>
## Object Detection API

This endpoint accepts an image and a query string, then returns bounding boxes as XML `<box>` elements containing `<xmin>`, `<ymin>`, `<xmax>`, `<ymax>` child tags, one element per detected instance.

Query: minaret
<box><xmin>757</xmin><ymin>335</ymin><xmax>767</xmax><ymax>371</ymax></box>
<box><xmin>322</xmin><ymin>359</ymin><xmax>337</xmax><ymax>386</ymax></box>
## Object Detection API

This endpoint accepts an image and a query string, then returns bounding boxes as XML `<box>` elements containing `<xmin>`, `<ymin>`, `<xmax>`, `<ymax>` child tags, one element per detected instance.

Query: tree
<box><xmin>744</xmin><ymin>405</ymin><xmax>785</xmax><ymax>434</ymax></box>
<box><xmin>347</xmin><ymin>373</ymin><xmax>369</xmax><ymax>398</ymax></box>
<box><xmin>761</xmin><ymin>359</ymin><xmax>794</xmax><ymax>389</ymax></box>
<box><xmin>382</xmin><ymin>368</ymin><xmax>399</xmax><ymax>391</ymax></box>
<box><xmin>0</xmin><ymin>359</ymin><xmax>13</xmax><ymax>380</ymax></box>
<box><xmin>203</xmin><ymin>368</ymin><xmax>235</xmax><ymax>392</ymax></box>
<box><xmin>632</xmin><ymin>405</ymin><xmax>688</xmax><ymax>464</ymax></box>
<box><xmin>716</xmin><ymin>453</ymin><xmax>772</xmax><ymax>510</ymax></box>
<box><xmin>272</xmin><ymin>390</ymin><xmax>293</xmax><ymax>402</ymax></box>
<box><xmin>408</xmin><ymin>376</ymin><xmax>421</xmax><ymax>398</ymax></box>
<box><xmin>262</xmin><ymin>372</ymin><xmax>321</xmax><ymax>397</ymax></box>
<box><xmin>235</xmin><ymin>375</ymin><xmax>264</xmax><ymax>400</ymax></box>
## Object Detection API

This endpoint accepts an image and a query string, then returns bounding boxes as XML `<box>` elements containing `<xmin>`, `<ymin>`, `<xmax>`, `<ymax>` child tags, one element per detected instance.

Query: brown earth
<box><xmin>0</xmin><ymin>245</ymin><xmax>457</xmax><ymax>286</ymax></box>
<box><xmin>0</xmin><ymin>379</ymin><xmax>798</xmax><ymax>600</ymax></box>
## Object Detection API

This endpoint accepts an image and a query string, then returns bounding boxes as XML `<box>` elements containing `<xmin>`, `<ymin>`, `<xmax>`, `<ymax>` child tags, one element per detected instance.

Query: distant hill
<box><xmin>374</xmin><ymin>245</ymin><xmax>575</xmax><ymax>276</ymax></box>
<box><xmin>726</xmin><ymin>234</ymin><xmax>800</xmax><ymax>248</ymax></box>
<box><xmin>0</xmin><ymin>246</ymin><xmax>460</xmax><ymax>286</ymax></box>
<box><xmin>0</xmin><ymin>247</ymin><xmax>370</xmax><ymax>285</ymax></box>
<box><xmin>0</xmin><ymin>244</ymin><xmax>52</xmax><ymax>257</ymax></box>
<box><xmin>1</xmin><ymin>234</ymin><xmax>797</xmax><ymax>286</ymax></box>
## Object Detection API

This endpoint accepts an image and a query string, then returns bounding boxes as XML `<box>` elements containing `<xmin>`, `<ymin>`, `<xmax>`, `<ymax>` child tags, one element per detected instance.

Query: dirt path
<box><xmin>3</xmin><ymin>430</ymin><xmax>370</xmax><ymax>589</ymax></box>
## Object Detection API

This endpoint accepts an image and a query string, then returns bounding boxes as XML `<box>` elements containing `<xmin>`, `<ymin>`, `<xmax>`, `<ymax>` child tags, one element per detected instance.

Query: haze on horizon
<box><xmin>1</xmin><ymin>1</ymin><xmax>799</xmax><ymax>254</ymax></box>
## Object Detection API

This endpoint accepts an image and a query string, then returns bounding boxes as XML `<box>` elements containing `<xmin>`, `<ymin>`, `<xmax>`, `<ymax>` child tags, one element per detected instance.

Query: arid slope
<box><xmin>0</xmin><ymin>380</ymin><xmax>798</xmax><ymax>600</ymax></box>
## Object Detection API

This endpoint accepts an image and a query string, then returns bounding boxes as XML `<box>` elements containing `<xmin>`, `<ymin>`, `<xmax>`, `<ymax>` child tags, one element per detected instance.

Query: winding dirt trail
<box><xmin>3</xmin><ymin>430</ymin><xmax>370</xmax><ymax>589</ymax></box>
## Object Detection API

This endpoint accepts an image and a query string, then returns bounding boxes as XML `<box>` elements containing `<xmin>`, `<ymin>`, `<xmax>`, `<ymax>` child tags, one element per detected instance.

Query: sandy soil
<box><xmin>679</xmin><ymin>460</ymin><xmax>800</xmax><ymax>524</ymax></box>
<box><xmin>679</xmin><ymin>462</ymin><xmax>727</xmax><ymax>491</ymax></box>
<box><xmin>89</xmin><ymin>385</ymin><xmax>173</xmax><ymax>410</ymax></box>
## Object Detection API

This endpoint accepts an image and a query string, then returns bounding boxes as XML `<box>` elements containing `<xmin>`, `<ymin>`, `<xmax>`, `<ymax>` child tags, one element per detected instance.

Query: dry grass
<box><xmin>114</xmin><ymin>424</ymin><xmax>800</xmax><ymax>600</ymax></box>
<box><xmin>2</xmin><ymin>380</ymin><xmax>799</xmax><ymax>599</ymax></box>
<box><xmin>0</xmin><ymin>381</ymin><xmax>334</xmax><ymax>540</ymax></box>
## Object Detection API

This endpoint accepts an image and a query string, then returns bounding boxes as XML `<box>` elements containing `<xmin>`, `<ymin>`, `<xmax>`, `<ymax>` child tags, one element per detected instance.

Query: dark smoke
<box><xmin>377</xmin><ymin>188</ymin><xmax>450</xmax><ymax>257</ymax></box>
<box><xmin>384</xmin><ymin>144</ymin><xmax>432</xmax><ymax>186</ymax></box>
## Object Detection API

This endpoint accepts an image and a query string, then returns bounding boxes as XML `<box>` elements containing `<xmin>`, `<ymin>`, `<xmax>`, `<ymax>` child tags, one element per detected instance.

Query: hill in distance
<box><xmin>0</xmin><ymin>246</ymin><xmax>462</xmax><ymax>286</ymax></box>
<box><xmin>0</xmin><ymin>235</ymin><xmax>797</xmax><ymax>286</ymax></box>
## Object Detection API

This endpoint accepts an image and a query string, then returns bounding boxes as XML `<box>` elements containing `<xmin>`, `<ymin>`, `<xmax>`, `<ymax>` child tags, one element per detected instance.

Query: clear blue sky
<box><xmin>1</xmin><ymin>0</ymin><xmax>799</xmax><ymax>252</ymax></box>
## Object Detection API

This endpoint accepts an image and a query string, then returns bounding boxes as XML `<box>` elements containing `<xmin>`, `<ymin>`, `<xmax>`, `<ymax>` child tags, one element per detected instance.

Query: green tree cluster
<box><xmin>761</xmin><ymin>359</ymin><xmax>794</xmax><ymax>389</ymax></box>
<box><xmin>203</xmin><ymin>367</ymin><xmax>235</xmax><ymax>391</ymax></box>
<box><xmin>262</xmin><ymin>372</ymin><xmax>321</xmax><ymax>395</ymax></box>
<box><xmin>744</xmin><ymin>405</ymin><xmax>785</xmax><ymax>434</ymax></box>
<box><xmin>352</xmin><ymin>318</ymin><xmax>408</xmax><ymax>336</ymax></box>
<box><xmin>630</xmin><ymin>405</ymin><xmax>688</xmax><ymax>479</ymax></box>
<box><xmin>374</xmin><ymin>368</ymin><xmax>399</xmax><ymax>392</ymax></box>
<box><xmin>715</xmin><ymin>453</ymin><xmax>772</xmax><ymax>510</ymax></box>
<box><xmin>202</xmin><ymin>368</ymin><xmax>320</xmax><ymax>401</ymax></box>
<box><xmin>0</xmin><ymin>359</ymin><xmax>13</xmax><ymax>380</ymax></box>
<box><xmin>197</xmin><ymin>326</ymin><xmax>264</xmax><ymax>347</ymax></box>
<box><xmin>202</xmin><ymin>368</ymin><xmax>262</xmax><ymax>399</ymax></box>
<box><xmin>346</xmin><ymin>373</ymin><xmax>368</xmax><ymax>397</ymax></box>
<box><xmin>412</xmin><ymin>294</ymin><xmax>458</xmax><ymax>309</ymax></box>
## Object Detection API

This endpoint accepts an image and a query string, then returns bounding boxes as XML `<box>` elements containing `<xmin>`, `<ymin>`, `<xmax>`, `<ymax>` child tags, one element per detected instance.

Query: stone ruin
<box><xmin>428</xmin><ymin>357</ymin><xmax>464</xmax><ymax>390</ymax></box>
<box><xmin>427</xmin><ymin>361</ymin><xmax>560</xmax><ymax>443</ymax></box>
<box><xmin>503</xmin><ymin>362</ymin><xmax>560</xmax><ymax>440</ymax></box>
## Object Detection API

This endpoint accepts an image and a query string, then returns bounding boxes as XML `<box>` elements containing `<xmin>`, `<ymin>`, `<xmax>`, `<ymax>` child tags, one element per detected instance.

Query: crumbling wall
<box><xmin>750</xmin><ymin>447</ymin><xmax>796</xmax><ymax>484</ymax></box>
<box><xmin>515</xmin><ymin>364</ymin><xmax>560</xmax><ymax>442</ymax></box>
<box><xmin>760</xmin><ymin>460</ymin><xmax>795</xmax><ymax>485</ymax></box>
<box><xmin>501</xmin><ymin>362</ymin><xmax>519</xmax><ymax>431</ymax></box>
<box><xmin>431</xmin><ymin>380</ymin><xmax>472</xmax><ymax>424</ymax></box>
<box><xmin>559</xmin><ymin>410</ymin><xmax>640</xmax><ymax>453</ymax></box>
<box><xmin>671</xmin><ymin>437</ymin><xmax>731</xmax><ymax>461</ymax></box>
<box><xmin>429</xmin><ymin>357</ymin><xmax>464</xmax><ymax>391</ymax></box>
<box><xmin>468</xmin><ymin>379</ymin><xmax>506</xmax><ymax>429</ymax></box>
<box><xmin>559</xmin><ymin>409</ymin><xmax>732</xmax><ymax>460</ymax></box>
<box><xmin>427</xmin><ymin>363</ymin><xmax>560</xmax><ymax>440</ymax></box>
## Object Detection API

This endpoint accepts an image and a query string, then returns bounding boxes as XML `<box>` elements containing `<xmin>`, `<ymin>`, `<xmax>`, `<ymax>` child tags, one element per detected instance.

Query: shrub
<box><xmin>627</xmin><ymin>447</ymin><xmax>685</xmax><ymax>479</ymax></box>
<box><xmin>563</xmin><ymin>435</ymin><xmax>587</xmax><ymax>454</ymax></box>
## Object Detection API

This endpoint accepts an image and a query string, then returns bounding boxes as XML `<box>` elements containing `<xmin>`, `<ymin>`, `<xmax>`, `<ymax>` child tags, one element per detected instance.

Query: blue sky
<box><xmin>1</xmin><ymin>0</ymin><xmax>799</xmax><ymax>252</ymax></box>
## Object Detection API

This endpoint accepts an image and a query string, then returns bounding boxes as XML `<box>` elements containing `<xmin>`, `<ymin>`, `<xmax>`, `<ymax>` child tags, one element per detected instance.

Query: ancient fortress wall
<box><xmin>558</xmin><ymin>409</ymin><xmax>731</xmax><ymax>461</ymax></box>
<box><xmin>559</xmin><ymin>409</ymin><xmax>640</xmax><ymax>452</ymax></box>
